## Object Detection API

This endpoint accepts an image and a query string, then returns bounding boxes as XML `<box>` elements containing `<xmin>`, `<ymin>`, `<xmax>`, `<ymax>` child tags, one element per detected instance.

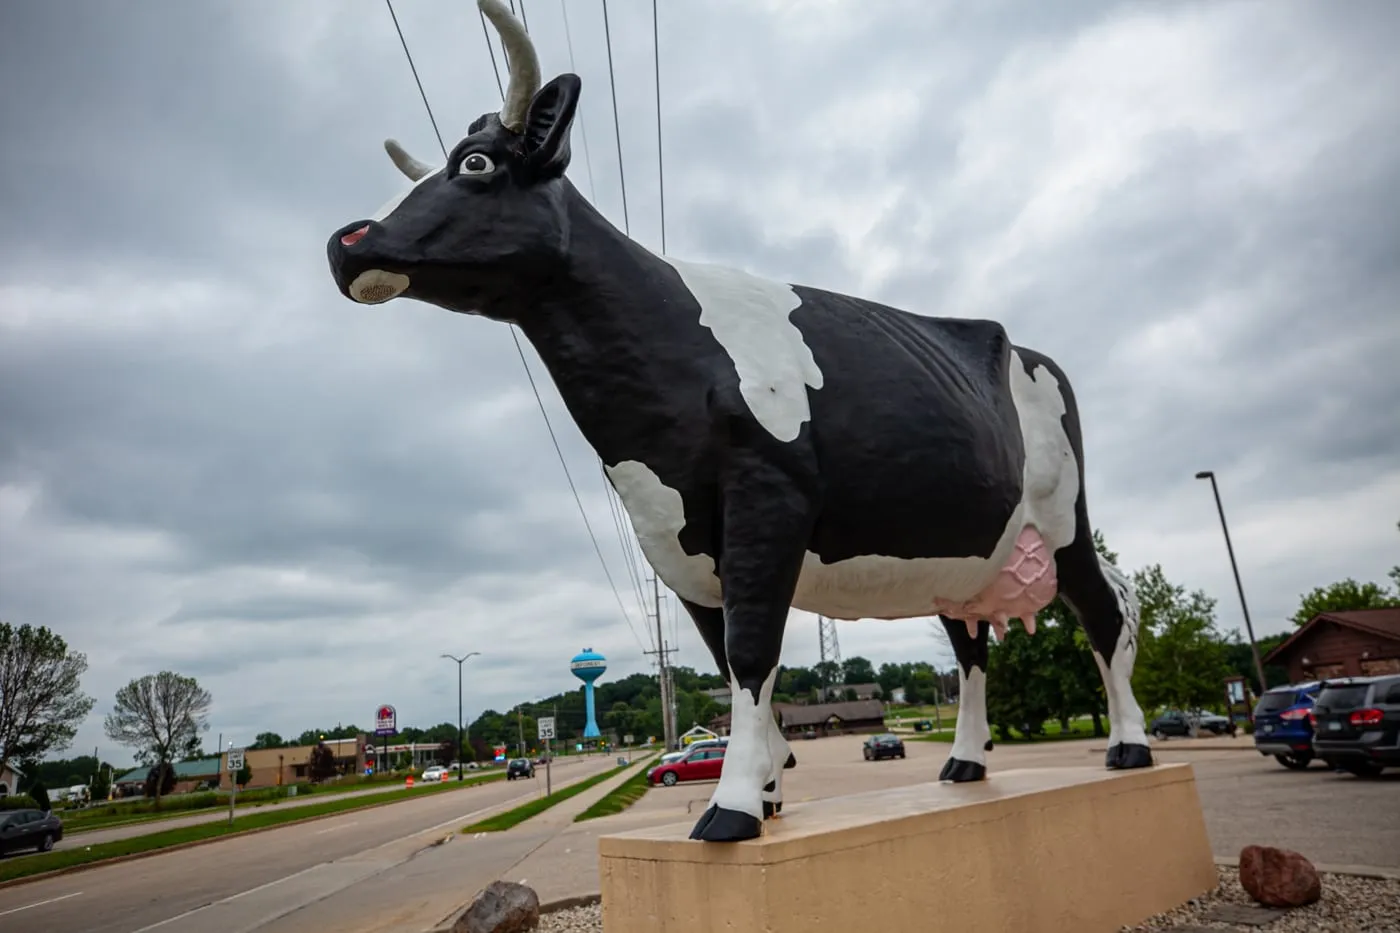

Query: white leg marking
<box><xmin>948</xmin><ymin>665</ymin><xmax>990</xmax><ymax>768</ymax></box>
<box><xmin>761</xmin><ymin>713</ymin><xmax>792</xmax><ymax>807</ymax></box>
<box><xmin>711</xmin><ymin>666</ymin><xmax>779</xmax><ymax>821</ymax></box>
<box><xmin>1094</xmin><ymin>556</ymin><xmax>1148</xmax><ymax>749</ymax></box>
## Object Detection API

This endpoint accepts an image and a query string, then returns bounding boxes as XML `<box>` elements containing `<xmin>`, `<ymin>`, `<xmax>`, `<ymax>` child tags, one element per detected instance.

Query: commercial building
<box><xmin>1264</xmin><ymin>608</ymin><xmax>1400</xmax><ymax>683</ymax></box>
<box><xmin>218</xmin><ymin>737</ymin><xmax>366</xmax><ymax>790</ymax></box>
<box><xmin>113</xmin><ymin>757</ymin><xmax>222</xmax><ymax>796</ymax></box>
<box><xmin>709</xmin><ymin>699</ymin><xmax>888</xmax><ymax>739</ymax></box>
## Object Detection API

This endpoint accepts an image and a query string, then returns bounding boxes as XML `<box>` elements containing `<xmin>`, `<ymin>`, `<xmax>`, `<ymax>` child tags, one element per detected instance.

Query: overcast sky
<box><xmin>2</xmin><ymin>0</ymin><xmax>1397</xmax><ymax>765</ymax></box>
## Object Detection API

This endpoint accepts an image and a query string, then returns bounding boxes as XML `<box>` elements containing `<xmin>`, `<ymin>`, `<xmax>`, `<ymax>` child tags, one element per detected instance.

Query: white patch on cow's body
<box><xmin>948</xmin><ymin>665</ymin><xmax>991</xmax><ymax>768</ymax></box>
<box><xmin>370</xmin><ymin>167</ymin><xmax>443</xmax><ymax>223</ymax></box>
<box><xmin>710</xmin><ymin>667</ymin><xmax>778</xmax><ymax>821</ymax></box>
<box><xmin>605</xmin><ymin>352</ymin><xmax>1079</xmax><ymax>628</ymax></box>
<box><xmin>1093</xmin><ymin>555</ymin><xmax>1149</xmax><ymax>749</ymax></box>
<box><xmin>659</xmin><ymin>257</ymin><xmax>823</xmax><ymax>444</ymax></box>
<box><xmin>603</xmin><ymin>460</ymin><xmax>722</xmax><ymax>608</ymax></box>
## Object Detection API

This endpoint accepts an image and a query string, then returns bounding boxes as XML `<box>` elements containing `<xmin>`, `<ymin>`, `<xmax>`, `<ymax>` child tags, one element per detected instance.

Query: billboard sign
<box><xmin>493</xmin><ymin>745</ymin><xmax>507</xmax><ymax>762</ymax></box>
<box><xmin>374</xmin><ymin>704</ymin><xmax>397</xmax><ymax>737</ymax></box>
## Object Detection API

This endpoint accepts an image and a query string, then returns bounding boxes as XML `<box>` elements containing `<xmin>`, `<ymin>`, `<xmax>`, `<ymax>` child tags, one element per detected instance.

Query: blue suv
<box><xmin>1252</xmin><ymin>681</ymin><xmax>1321</xmax><ymax>769</ymax></box>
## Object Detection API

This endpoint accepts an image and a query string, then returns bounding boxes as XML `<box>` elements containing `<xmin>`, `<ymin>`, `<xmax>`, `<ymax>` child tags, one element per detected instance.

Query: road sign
<box><xmin>227</xmin><ymin>749</ymin><xmax>245</xmax><ymax>772</ymax></box>
<box><xmin>374</xmin><ymin>704</ymin><xmax>397</xmax><ymax>737</ymax></box>
<box><xmin>538</xmin><ymin>716</ymin><xmax>556</xmax><ymax>740</ymax></box>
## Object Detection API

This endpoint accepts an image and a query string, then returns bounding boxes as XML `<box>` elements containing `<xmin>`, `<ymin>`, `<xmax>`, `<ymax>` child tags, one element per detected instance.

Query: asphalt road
<box><xmin>0</xmin><ymin>755</ymin><xmax>613</xmax><ymax>933</ymax></box>
<box><xmin>41</xmin><ymin>775</ymin><xmax>500</xmax><ymax>852</ymax></box>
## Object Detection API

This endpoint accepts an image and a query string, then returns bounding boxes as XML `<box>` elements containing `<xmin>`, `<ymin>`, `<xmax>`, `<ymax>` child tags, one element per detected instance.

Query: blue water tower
<box><xmin>570</xmin><ymin>648</ymin><xmax>607</xmax><ymax>740</ymax></box>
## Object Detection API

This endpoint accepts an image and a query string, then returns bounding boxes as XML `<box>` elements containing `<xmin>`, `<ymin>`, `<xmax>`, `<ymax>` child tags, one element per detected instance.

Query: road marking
<box><xmin>0</xmin><ymin>892</ymin><xmax>83</xmax><ymax>917</ymax></box>
<box><xmin>314</xmin><ymin>821</ymin><xmax>358</xmax><ymax>835</ymax></box>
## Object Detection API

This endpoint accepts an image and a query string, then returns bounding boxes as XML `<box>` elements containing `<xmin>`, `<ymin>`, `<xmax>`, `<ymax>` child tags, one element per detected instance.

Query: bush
<box><xmin>0</xmin><ymin>794</ymin><xmax>40</xmax><ymax>811</ymax></box>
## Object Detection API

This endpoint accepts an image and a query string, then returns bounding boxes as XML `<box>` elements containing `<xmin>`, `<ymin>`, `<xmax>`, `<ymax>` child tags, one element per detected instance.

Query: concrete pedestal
<box><xmin>598</xmin><ymin>763</ymin><xmax>1216</xmax><ymax>933</ymax></box>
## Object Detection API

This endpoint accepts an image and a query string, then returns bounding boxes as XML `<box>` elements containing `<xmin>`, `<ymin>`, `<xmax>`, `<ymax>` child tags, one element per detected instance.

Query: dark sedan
<box><xmin>0</xmin><ymin>809</ymin><xmax>63</xmax><ymax>855</ymax></box>
<box><xmin>862</xmin><ymin>733</ymin><xmax>906</xmax><ymax>761</ymax></box>
<box><xmin>506</xmin><ymin>758</ymin><xmax>536</xmax><ymax>780</ymax></box>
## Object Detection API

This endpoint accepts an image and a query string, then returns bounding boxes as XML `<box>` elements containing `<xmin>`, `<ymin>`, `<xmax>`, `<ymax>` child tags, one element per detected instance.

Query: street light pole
<box><xmin>1195</xmin><ymin>470</ymin><xmax>1268</xmax><ymax>695</ymax></box>
<box><xmin>441</xmin><ymin>651</ymin><xmax>481</xmax><ymax>781</ymax></box>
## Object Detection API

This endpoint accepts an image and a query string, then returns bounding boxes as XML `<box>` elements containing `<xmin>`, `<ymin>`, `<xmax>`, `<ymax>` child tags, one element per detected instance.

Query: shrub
<box><xmin>0</xmin><ymin>794</ymin><xmax>40</xmax><ymax>811</ymax></box>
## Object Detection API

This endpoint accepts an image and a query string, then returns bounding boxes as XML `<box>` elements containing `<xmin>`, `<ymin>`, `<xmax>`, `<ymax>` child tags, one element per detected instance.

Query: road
<box><xmin>0</xmin><ymin>755</ymin><xmax>614</xmax><ymax>933</ymax></box>
<box><xmin>43</xmin><ymin>774</ymin><xmax>502</xmax><ymax>852</ymax></box>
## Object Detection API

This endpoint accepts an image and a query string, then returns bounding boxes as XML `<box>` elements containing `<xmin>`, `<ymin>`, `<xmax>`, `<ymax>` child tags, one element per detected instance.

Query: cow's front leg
<box><xmin>689</xmin><ymin>463</ymin><xmax>811</xmax><ymax>843</ymax></box>
<box><xmin>939</xmin><ymin>616</ymin><xmax>991</xmax><ymax>782</ymax></box>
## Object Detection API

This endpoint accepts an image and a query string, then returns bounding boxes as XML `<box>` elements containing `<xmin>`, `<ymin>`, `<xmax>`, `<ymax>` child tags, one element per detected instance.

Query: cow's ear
<box><xmin>520</xmin><ymin>74</ymin><xmax>580</xmax><ymax>179</ymax></box>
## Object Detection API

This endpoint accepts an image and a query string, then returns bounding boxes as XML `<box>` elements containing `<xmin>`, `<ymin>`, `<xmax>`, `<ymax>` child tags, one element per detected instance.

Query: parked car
<box><xmin>506</xmin><ymin>758</ymin><xmax>536</xmax><ymax>780</ymax></box>
<box><xmin>648</xmin><ymin>744</ymin><xmax>726</xmax><ymax>786</ymax></box>
<box><xmin>862</xmin><ymin>734</ymin><xmax>906</xmax><ymax>761</ymax></box>
<box><xmin>1252</xmin><ymin>681</ymin><xmax>1321</xmax><ymax>769</ymax></box>
<box><xmin>420</xmin><ymin>766</ymin><xmax>449</xmax><ymax>782</ymax></box>
<box><xmin>1310</xmin><ymin>674</ymin><xmax>1400</xmax><ymax>777</ymax></box>
<box><xmin>1149</xmin><ymin>709</ymin><xmax>1231</xmax><ymax>738</ymax></box>
<box><xmin>0</xmin><ymin>809</ymin><xmax>63</xmax><ymax>855</ymax></box>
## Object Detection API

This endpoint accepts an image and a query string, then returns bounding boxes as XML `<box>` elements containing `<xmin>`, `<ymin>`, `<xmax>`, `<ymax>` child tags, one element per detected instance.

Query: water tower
<box><xmin>570</xmin><ymin>648</ymin><xmax>607</xmax><ymax>739</ymax></box>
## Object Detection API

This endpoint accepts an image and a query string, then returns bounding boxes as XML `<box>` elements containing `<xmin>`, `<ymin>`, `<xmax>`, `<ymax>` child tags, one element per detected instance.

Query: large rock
<box><xmin>454</xmin><ymin>880</ymin><xmax>541</xmax><ymax>933</ymax></box>
<box><xmin>1238</xmin><ymin>845</ymin><xmax>1322</xmax><ymax>907</ymax></box>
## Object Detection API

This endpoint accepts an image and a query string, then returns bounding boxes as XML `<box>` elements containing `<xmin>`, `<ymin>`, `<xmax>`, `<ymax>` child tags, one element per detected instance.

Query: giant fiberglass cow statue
<box><xmin>327</xmin><ymin>0</ymin><xmax>1154</xmax><ymax>843</ymax></box>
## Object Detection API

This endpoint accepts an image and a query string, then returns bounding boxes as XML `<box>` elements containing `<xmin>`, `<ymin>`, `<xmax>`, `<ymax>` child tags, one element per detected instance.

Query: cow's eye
<box><xmin>458</xmin><ymin>153</ymin><xmax>495</xmax><ymax>176</ymax></box>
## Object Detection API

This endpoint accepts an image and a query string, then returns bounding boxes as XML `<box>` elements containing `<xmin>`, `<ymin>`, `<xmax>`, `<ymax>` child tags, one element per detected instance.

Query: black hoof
<box><xmin>689</xmin><ymin>804</ymin><xmax>763</xmax><ymax>842</ymax></box>
<box><xmin>1106</xmin><ymin>743</ymin><xmax>1153</xmax><ymax>770</ymax></box>
<box><xmin>763</xmin><ymin>799</ymin><xmax>778</xmax><ymax>819</ymax></box>
<box><xmin>939</xmin><ymin>757</ymin><xmax>987</xmax><ymax>783</ymax></box>
<box><xmin>784</xmin><ymin>751</ymin><xmax>797</xmax><ymax>769</ymax></box>
<box><xmin>984</xmin><ymin>739</ymin><xmax>995</xmax><ymax>752</ymax></box>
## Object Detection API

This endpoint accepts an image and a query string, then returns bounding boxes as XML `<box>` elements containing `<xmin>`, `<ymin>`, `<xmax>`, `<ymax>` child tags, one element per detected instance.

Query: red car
<box><xmin>648</xmin><ymin>744</ymin><xmax>726</xmax><ymax>786</ymax></box>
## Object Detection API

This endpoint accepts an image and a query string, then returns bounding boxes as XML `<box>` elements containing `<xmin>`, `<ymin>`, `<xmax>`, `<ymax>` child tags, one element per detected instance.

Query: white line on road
<box><xmin>0</xmin><ymin>891</ymin><xmax>83</xmax><ymax>918</ymax></box>
<box><xmin>313</xmin><ymin>821</ymin><xmax>358</xmax><ymax>835</ymax></box>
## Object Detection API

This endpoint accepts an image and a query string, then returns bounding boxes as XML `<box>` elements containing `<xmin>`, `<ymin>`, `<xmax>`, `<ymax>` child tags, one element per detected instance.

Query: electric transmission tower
<box><xmin>817</xmin><ymin>615</ymin><xmax>843</xmax><ymax>700</ymax></box>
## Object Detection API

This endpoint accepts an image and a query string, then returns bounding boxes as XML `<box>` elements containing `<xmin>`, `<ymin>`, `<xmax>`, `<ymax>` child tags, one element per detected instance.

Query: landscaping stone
<box><xmin>454</xmin><ymin>880</ymin><xmax>541</xmax><ymax>933</ymax></box>
<box><xmin>1238</xmin><ymin>845</ymin><xmax>1323</xmax><ymax>908</ymax></box>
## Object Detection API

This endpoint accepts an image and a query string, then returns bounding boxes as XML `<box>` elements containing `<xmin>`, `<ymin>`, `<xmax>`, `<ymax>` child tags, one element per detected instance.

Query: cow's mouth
<box><xmin>348</xmin><ymin>269</ymin><xmax>410</xmax><ymax>304</ymax></box>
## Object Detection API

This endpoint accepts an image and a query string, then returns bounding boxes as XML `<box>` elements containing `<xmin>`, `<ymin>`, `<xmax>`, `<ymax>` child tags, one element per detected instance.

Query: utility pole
<box><xmin>818</xmin><ymin>616</ymin><xmax>843</xmax><ymax>700</ymax></box>
<box><xmin>643</xmin><ymin>572</ymin><xmax>678</xmax><ymax>750</ymax></box>
<box><xmin>517</xmin><ymin>708</ymin><xmax>525</xmax><ymax>756</ymax></box>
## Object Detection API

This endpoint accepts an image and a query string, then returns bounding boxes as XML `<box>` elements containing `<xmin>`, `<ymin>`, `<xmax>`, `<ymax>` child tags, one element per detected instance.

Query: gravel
<box><xmin>1123</xmin><ymin>867</ymin><xmax>1400</xmax><ymax>932</ymax></box>
<box><xmin>536</xmin><ymin>868</ymin><xmax>1400</xmax><ymax>932</ymax></box>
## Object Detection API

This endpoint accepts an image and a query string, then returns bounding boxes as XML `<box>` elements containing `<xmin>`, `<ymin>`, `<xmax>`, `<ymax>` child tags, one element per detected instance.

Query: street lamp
<box><xmin>441</xmin><ymin>652</ymin><xmax>480</xmax><ymax>781</ymax></box>
<box><xmin>1195</xmin><ymin>470</ymin><xmax>1268</xmax><ymax>695</ymax></box>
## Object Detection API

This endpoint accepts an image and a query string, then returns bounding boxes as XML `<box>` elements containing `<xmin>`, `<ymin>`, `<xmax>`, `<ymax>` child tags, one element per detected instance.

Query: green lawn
<box><xmin>0</xmin><ymin>772</ymin><xmax>505</xmax><ymax>884</ymax></box>
<box><xmin>574</xmin><ymin>766</ymin><xmax>652</xmax><ymax>822</ymax></box>
<box><xmin>911</xmin><ymin>719</ymin><xmax>1101</xmax><ymax>744</ymax></box>
<box><xmin>461</xmin><ymin>758</ymin><xmax>649</xmax><ymax>834</ymax></box>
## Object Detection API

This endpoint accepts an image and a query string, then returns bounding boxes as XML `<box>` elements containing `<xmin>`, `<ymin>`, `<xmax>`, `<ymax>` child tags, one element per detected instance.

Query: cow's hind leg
<box><xmin>681</xmin><ymin>598</ymin><xmax>796</xmax><ymax>820</ymax></box>
<box><xmin>939</xmin><ymin>616</ymin><xmax>991</xmax><ymax>782</ymax></box>
<box><xmin>1056</xmin><ymin>537</ymin><xmax>1152</xmax><ymax>769</ymax></box>
<box><xmin>689</xmin><ymin>462</ymin><xmax>811</xmax><ymax>843</ymax></box>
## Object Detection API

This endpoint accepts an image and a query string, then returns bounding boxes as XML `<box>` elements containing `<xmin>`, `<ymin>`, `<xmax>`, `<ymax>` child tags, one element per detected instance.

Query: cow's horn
<box><xmin>478</xmin><ymin>0</ymin><xmax>540</xmax><ymax>134</ymax></box>
<box><xmin>384</xmin><ymin>139</ymin><xmax>433</xmax><ymax>181</ymax></box>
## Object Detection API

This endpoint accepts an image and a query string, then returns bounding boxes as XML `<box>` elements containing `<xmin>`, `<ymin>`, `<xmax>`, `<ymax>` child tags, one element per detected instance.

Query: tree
<box><xmin>436</xmin><ymin>740</ymin><xmax>456</xmax><ymax>766</ymax></box>
<box><xmin>250</xmin><ymin>732</ymin><xmax>285</xmax><ymax>750</ymax></box>
<box><xmin>1290</xmin><ymin>578</ymin><xmax>1400</xmax><ymax>626</ymax></box>
<box><xmin>143</xmin><ymin>762</ymin><xmax>176</xmax><ymax>799</ymax></box>
<box><xmin>308</xmin><ymin>742</ymin><xmax>337</xmax><ymax>782</ymax></box>
<box><xmin>104</xmin><ymin>671</ymin><xmax>212</xmax><ymax>808</ymax></box>
<box><xmin>0</xmin><ymin>623</ymin><xmax>96</xmax><ymax>767</ymax></box>
<box><xmin>841</xmin><ymin>656</ymin><xmax>876</xmax><ymax>684</ymax></box>
<box><xmin>235</xmin><ymin>758</ymin><xmax>252</xmax><ymax>788</ymax></box>
<box><xmin>1132</xmin><ymin>565</ymin><xmax>1230</xmax><ymax>714</ymax></box>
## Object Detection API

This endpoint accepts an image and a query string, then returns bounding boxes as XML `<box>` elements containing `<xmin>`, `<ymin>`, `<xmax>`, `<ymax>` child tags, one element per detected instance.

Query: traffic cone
<box><xmin>406</xmin><ymin>775</ymin><xmax>414</xmax><ymax>789</ymax></box>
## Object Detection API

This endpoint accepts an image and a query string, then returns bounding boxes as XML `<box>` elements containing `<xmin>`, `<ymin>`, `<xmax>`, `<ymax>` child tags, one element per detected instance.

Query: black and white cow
<box><xmin>327</xmin><ymin>0</ymin><xmax>1153</xmax><ymax>843</ymax></box>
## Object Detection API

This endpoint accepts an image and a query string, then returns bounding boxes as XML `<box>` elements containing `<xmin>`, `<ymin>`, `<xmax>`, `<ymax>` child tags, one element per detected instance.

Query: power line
<box><xmin>558</xmin><ymin>0</ymin><xmax>597</xmax><ymax>202</ymax></box>
<box><xmin>599</xmin><ymin>0</ymin><xmax>630</xmax><ymax>235</ymax></box>
<box><xmin>651</xmin><ymin>0</ymin><xmax>666</xmax><ymax>255</ymax></box>
<box><xmin>382</xmin><ymin>0</ymin><xmax>648</xmax><ymax>657</ymax></box>
<box><xmin>475</xmin><ymin>7</ymin><xmax>505</xmax><ymax>100</ymax></box>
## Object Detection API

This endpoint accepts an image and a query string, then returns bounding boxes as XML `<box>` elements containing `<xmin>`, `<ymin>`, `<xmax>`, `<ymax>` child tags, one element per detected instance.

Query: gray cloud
<box><xmin>2</xmin><ymin>0</ymin><xmax>1398</xmax><ymax>762</ymax></box>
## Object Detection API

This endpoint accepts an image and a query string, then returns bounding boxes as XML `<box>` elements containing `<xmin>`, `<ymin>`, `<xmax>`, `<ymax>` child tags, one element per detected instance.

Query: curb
<box><xmin>1213</xmin><ymin>856</ymin><xmax>1400</xmax><ymax>881</ymax></box>
<box><xmin>0</xmin><ymin>776</ymin><xmax>508</xmax><ymax>891</ymax></box>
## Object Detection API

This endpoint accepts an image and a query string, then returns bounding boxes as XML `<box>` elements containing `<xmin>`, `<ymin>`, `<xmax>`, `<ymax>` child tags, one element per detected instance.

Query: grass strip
<box><xmin>461</xmin><ymin>758</ymin><xmax>648</xmax><ymax>834</ymax></box>
<box><xmin>0</xmin><ymin>772</ymin><xmax>505</xmax><ymax>885</ymax></box>
<box><xmin>912</xmin><ymin>722</ymin><xmax>1101</xmax><ymax>744</ymax></box>
<box><xmin>573</xmin><ymin>765</ymin><xmax>652</xmax><ymax>822</ymax></box>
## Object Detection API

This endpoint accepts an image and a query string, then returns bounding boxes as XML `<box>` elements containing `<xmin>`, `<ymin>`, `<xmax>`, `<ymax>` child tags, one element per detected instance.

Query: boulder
<box><xmin>454</xmin><ymin>880</ymin><xmax>541</xmax><ymax>933</ymax></box>
<box><xmin>1238</xmin><ymin>845</ymin><xmax>1322</xmax><ymax>907</ymax></box>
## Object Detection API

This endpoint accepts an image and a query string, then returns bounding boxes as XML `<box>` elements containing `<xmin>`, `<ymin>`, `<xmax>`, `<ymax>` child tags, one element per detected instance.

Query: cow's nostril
<box><xmin>340</xmin><ymin>224</ymin><xmax>371</xmax><ymax>247</ymax></box>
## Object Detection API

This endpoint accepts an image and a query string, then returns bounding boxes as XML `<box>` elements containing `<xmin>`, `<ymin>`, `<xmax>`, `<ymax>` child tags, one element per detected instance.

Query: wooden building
<box><xmin>1264</xmin><ymin>608</ymin><xmax>1400</xmax><ymax>684</ymax></box>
